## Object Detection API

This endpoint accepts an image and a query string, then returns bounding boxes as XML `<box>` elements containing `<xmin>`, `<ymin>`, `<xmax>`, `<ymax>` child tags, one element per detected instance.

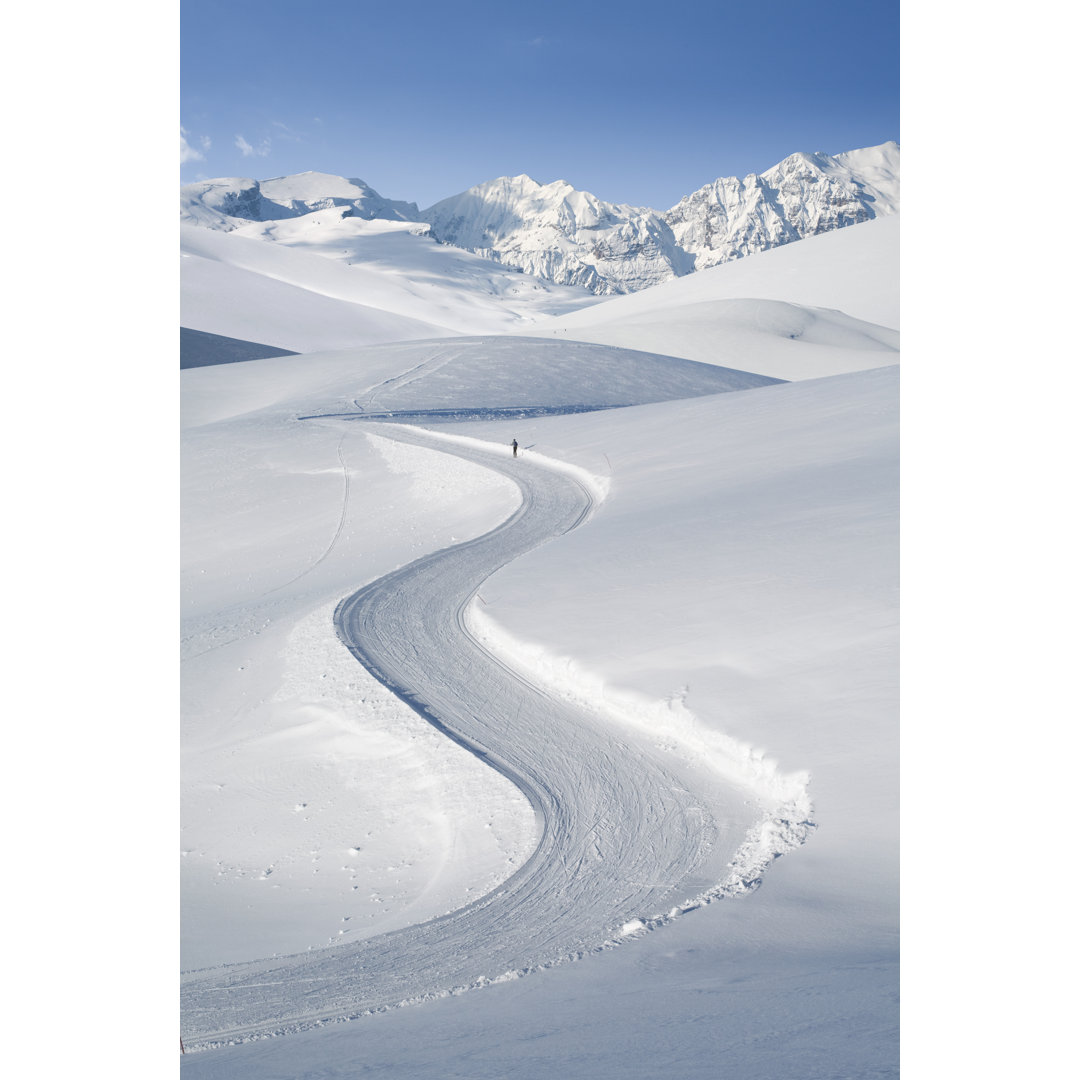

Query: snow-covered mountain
<box><xmin>664</xmin><ymin>143</ymin><xmax>900</xmax><ymax>273</ymax></box>
<box><xmin>422</xmin><ymin>142</ymin><xmax>899</xmax><ymax>294</ymax></box>
<box><xmin>180</xmin><ymin>171</ymin><xmax>420</xmax><ymax>231</ymax></box>
<box><xmin>180</xmin><ymin>143</ymin><xmax>899</xmax><ymax>296</ymax></box>
<box><xmin>420</xmin><ymin>176</ymin><xmax>691</xmax><ymax>295</ymax></box>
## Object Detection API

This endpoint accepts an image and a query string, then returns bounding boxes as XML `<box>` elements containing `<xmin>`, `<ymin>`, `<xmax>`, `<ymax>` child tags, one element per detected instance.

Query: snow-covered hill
<box><xmin>180</xmin><ymin>216</ymin><xmax>602</xmax><ymax>352</ymax></box>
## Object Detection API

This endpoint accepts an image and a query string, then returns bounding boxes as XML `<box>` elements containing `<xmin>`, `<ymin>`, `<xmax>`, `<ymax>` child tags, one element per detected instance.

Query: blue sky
<box><xmin>180</xmin><ymin>0</ymin><xmax>898</xmax><ymax>210</ymax></box>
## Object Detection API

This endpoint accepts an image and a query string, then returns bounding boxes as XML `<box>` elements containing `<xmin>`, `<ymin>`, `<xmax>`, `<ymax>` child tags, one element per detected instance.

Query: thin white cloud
<box><xmin>235</xmin><ymin>133</ymin><xmax>271</xmax><ymax>158</ymax></box>
<box><xmin>180</xmin><ymin>126</ymin><xmax>204</xmax><ymax>164</ymax></box>
<box><xmin>272</xmin><ymin>120</ymin><xmax>304</xmax><ymax>142</ymax></box>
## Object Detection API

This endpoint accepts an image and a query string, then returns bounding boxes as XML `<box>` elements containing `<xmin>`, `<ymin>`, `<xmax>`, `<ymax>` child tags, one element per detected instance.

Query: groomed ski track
<box><xmin>180</xmin><ymin>423</ymin><xmax>755</xmax><ymax>1050</ymax></box>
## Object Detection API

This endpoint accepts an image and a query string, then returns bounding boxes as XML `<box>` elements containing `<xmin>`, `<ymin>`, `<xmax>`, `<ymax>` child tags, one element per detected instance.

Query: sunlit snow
<box><xmin>180</xmin><ymin>181</ymin><xmax>899</xmax><ymax>1077</ymax></box>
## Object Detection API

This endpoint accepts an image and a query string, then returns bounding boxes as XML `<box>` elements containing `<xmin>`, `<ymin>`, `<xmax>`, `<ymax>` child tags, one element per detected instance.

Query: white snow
<box><xmin>179</xmin><ymin>200</ymin><xmax>899</xmax><ymax>1075</ymax></box>
<box><xmin>420</xmin><ymin>143</ymin><xmax>899</xmax><ymax>294</ymax></box>
<box><xmin>181</xmin><ymin>430</ymin><xmax>535</xmax><ymax>968</ymax></box>
<box><xmin>516</xmin><ymin>215</ymin><xmax>900</xmax><ymax>378</ymax></box>
<box><xmin>181</xmin><ymin>217</ymin><xmax>601</xmax><ymax>352</ymax></box>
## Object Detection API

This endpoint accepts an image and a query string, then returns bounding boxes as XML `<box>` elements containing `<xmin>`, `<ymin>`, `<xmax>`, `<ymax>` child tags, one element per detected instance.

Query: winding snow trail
<box><xmin>180</xmin><ymin>424</ymin><xmax>756</xmax><ymax>1049</ymax></box>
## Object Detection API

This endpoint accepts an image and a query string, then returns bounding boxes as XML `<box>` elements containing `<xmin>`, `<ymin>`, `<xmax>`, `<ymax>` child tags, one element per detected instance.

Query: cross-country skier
<box><xmin>512</xmin><ymin>439</ymin><xmax>518</xmax><ymax>457</ymax></box>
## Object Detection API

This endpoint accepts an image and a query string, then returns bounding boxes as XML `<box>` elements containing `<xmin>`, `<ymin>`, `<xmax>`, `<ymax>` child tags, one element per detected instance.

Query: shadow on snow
<box><xmin>298</xmin><ymin>404</ymin><xmax>630</xmax><ymax>424</ymax></box>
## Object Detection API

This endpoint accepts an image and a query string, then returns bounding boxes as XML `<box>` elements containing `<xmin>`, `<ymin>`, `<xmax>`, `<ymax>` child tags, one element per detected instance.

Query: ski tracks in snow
<box><xmin>180</xmin><ymin>423</ymin><xmax>810</xmax><ymax>1050</ymax></box>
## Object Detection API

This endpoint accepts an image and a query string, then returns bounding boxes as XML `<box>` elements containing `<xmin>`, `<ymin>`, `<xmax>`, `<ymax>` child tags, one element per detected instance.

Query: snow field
<box><xmin>179</xmin><ymin>212</ymin><xmax>899</xmax><ymax>1074</ymax></box>
<box><xmin>182</xmin><ymin>422</ymin><xmax>770</xmax><ymax>1046</ymax></box>
<box><xmin>182</xmin><ymin>413</ymin><xmax>538</xmax><ymax>969</ymax></box>
<box><xmin>180</xmin><ymin>360</ymin><xmax>898</xmax><ymax>1075</ymax></box>
<box><xmin>465</xmin><ymin>600</ymin><xmax>810</xmax><ymax>808</ymax></box>
<box><xmin>181</xmin><ymin>216</ymin><xmax>601</xmax><ymax>354</ymax></box>
<box><xmin>465</xmin><ymin>598</ymin><xmax>816</xmax><ymax>923</ymax></box>
<box><xmin>446</xmin><ymin>365</ymin><xmax>899</xmax><ymax>947</ymax></box>
<box><xmin>181</xmin><ymin>198</ymin><xmax>898</xmax><ymax>383</ymax></box>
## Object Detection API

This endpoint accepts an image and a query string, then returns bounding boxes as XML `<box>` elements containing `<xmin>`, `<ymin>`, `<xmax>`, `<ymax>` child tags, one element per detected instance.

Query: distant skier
<box><xmin>512</xmin><ymin>439</ymin><xmax>518</xmax><ymax>458</ymax></box>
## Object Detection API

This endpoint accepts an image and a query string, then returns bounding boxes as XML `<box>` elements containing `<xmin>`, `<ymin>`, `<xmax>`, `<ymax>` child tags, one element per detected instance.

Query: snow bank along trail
<box><xmin>180</xmin><ymin>422</ymin><xmax>792</xmax><ymax>1049</ymax></box>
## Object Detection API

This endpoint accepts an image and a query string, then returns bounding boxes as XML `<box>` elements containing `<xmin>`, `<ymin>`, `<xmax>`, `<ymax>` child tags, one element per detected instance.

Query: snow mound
<box><xmin>524</xmin><ymin>298</ymin><xmax>897</xmax><ymax>382</ymax></box>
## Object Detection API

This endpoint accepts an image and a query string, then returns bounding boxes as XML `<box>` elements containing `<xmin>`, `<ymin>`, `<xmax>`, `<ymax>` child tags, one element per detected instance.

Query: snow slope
<box><xmin>181</xmin><ymin>341</ymin><xmax>775</xmax><ymax>976</ymax></box>
<box><xmin>182</xmin><ymin>425</ymin><xmax>800</xmax><ymax>1046</ymax></box>
<box><xmin>181</xmin><ymin>348</ymin><xmax>897</xmax><ymax>1075</ymax></box>
<box><xmin>179</xmin><ymin>184</ymin><xmax>898</xmax><ymax>1074</ymax></box>
<box><xmin>180</xmin><ymin>211</ymin><xmax>898</xmax><ymax>380</ymax></box>
<box><xmin>180</xmin><ymin>217</ymin><xmax>601</xmax><ymax>353</ymax></box>
<box><xmin>518</xmin><ymin>215</ymin><xmax>900</xmax><ymax>379</ymax></box>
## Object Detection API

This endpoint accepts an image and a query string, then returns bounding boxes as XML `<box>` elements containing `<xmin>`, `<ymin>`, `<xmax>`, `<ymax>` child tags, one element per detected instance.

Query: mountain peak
<box><xmin>180</xmin><ymin>171</ymin><xmax>420</xmax><ymax>228</ymax></box>
<box><xmin>180</xmin><ymin>144</ymin><xmax>900</xmax><ymax>296</ymax></box>
<box><xmin>418</xmin><ymin>145</ymin><xmax>899</xmax><ymax>294</ymax></box>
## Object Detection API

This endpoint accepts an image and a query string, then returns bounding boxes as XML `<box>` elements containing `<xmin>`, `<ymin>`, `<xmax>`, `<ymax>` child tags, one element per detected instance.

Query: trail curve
<box><xmin>180</xmin><ymin>424</ymin><xmax>754</xmax><ymax>1050</ymax></box>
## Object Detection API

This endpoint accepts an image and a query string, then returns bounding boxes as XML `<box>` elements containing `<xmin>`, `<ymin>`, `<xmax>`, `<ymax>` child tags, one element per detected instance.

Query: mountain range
<box><xmin>180</xmin><ymin>142</ymin><xmax>899</xmax><ymax>296</ymax></box>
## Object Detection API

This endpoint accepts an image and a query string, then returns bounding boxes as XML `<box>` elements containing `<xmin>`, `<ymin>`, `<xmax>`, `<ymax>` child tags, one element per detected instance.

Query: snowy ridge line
<box><xmin>180</xmin><ymin>423</ymin><xmax>799</xmax><ymax>1053</ymax></box>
